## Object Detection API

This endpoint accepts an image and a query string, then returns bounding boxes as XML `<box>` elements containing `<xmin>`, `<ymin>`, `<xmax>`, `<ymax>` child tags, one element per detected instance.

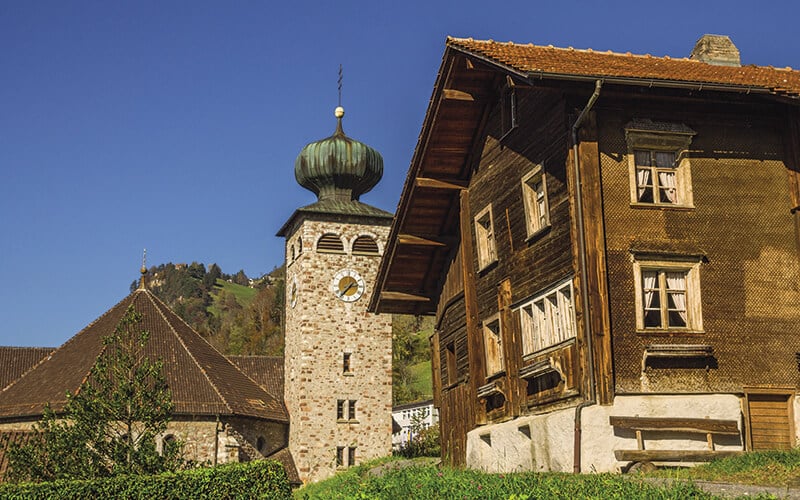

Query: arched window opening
<box><xmin>317</xmin><ymin>233</ymin><xmax>345</xmax><ymax>253</ymax></box>
<box><xmin>352</xmin><ymin>235</ymin><xmax>379</xmax><ymax>255</ymax></box>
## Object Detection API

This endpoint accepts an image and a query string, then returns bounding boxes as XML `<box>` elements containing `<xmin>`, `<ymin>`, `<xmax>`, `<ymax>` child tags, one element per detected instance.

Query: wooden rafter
<box><xmin>415</xmin><ymin>177</ymin><xmax>468</xmax><ymax>190</ymax></box>
<box><xmin>379</xmin><ymin>291</ymin><xmax>431</xmax><ymax>302</ymax></box>
<box><xmin>397</xmin><ymin>234</ymin><xmax>448</xmax><ymax>247</ymax></box>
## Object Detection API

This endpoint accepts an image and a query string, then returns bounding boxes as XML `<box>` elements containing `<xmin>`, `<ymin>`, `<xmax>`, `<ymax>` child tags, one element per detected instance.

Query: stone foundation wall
<box><xmin>466</xmin><ymin>394</ymin><xmax>746</xmax><ymax>473</ymax></box>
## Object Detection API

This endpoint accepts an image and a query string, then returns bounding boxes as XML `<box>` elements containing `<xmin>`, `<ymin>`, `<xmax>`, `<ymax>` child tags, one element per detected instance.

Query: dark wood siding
<box><xmin>597</xmin><ymin>97</ymin><xmax>800</xmax><ymax>394</ymax></box>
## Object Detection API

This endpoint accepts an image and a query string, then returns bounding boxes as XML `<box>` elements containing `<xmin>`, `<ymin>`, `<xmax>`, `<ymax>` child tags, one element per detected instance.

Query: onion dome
<box><xmin>294</xmin><ymin>106</ymin><xmax>383</xmax><ymax>202</ymax></box>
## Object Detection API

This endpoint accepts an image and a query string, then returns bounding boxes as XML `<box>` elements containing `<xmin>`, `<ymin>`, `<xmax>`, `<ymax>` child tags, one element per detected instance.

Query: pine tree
<box><xmin>8</xmin><ymin>305</ymin><xmax>186</xmax><ymax>482</ymax></box>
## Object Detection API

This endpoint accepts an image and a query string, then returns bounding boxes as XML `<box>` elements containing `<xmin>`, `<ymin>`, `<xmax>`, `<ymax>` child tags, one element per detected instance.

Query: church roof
<box><xmin>0</xmin><ymin>289</ymin><xmax>288</xmax><ymax>423</ymax></box>
<box><xmin>0</xmin><ymin>347</ymin><xmax>54</xmax><ymax>392</ymax></box>
<box><xmin>227</xmin><ymin>355</ymin><xmax>284</xmax><ymax>400</ymax></box>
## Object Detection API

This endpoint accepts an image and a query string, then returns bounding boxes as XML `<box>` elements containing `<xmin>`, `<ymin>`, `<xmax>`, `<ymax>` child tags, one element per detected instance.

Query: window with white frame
<box><xmin>521</xmin><ymin>165</ymin><xmax>550</xmax><ymax>238</ymax></box>
<box><xmin>519</xmin><ymin>279</ymin><xmax>576</xmax><ymax>355</ymax></box>
<box><xmin>633</xmin><ymin>258</ymin><xmax>703</xmax><ymax>332</ymax></box>
<box><xmin>483</xmin><ymin>315</ymin><xmax>504</xmax><ymax>377</ymax></box>
<box><xmin>474</xmin><ymin>205</ymin><xmax>497</xmax><ymax>270</ymax></box>
<box><xmin>625</xmin><ymin>119</ymin><xmax>695</xmax><ymax>208</ymax></box>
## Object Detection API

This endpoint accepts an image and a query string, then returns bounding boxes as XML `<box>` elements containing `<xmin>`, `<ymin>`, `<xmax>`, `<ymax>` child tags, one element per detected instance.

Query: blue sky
<box><xmin>1</xmin><ymin>1</ymin><xmax>798</xmax><ymax>347</ymax></box>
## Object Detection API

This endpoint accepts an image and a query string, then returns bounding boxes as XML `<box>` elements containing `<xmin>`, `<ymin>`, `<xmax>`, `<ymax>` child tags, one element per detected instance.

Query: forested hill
<box><xmin>130</xmin><ymin>263</ymin><xmax>285</xmax><ymax>356</ymax></box>
<box><xmin>133</xmin><ymin>262</ymin><xmax>433</xmax><ymax>404</ymax></box>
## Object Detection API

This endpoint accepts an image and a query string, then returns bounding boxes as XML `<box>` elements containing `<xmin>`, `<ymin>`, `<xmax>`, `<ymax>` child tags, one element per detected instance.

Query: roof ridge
<box><xmin>448</xmin><ymin>36</ymin><xmax>696</xmax><ymax>63</ymax></box>
<box><xmin>142</xmin><ymin>291</ymin><xmax>233</xmax><ymax>413</ymax></box>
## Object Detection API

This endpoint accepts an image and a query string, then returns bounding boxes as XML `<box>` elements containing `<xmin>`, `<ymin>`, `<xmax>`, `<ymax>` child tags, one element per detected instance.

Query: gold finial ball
<box><xmin>141</xmin><ymin>265</ymin><xmax>147</xmax><ymax>274</ymax></box>
<box><xmin>334</xmin><ymin>106</ymin><xmax>345</xmax><ymax>118</ymax></box>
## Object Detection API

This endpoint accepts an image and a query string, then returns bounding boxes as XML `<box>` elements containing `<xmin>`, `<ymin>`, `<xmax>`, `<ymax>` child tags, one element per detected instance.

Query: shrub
<box><xmin>395</xmin><ymin>423</ymin><xmax>440</xmax><ymax>458</ymax></box>
<box><xmin>0</xmin><ymin>459</ymin><xmax>291</xmax><ymax>500</ymax></box>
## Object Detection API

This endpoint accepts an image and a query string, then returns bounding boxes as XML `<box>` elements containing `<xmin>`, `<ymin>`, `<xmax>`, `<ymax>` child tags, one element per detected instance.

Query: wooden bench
<box><xmin>610</xmin><ymin>416</ymin><xmax>744</xmax><ymax>464</ymax></box>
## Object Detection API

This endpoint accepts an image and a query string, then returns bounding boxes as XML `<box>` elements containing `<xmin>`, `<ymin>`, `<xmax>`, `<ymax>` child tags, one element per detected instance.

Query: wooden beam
<box><xmin>614</xmin><ymin>450</ymin><xmax>743</xmax><ymax>462</ymax></box>
<box><xmin>398</xmin><ymin>234</ymin><xmax>448</xmax><ymax>247</ymax></box>
<box><xmin>415</xmin><ymin>177</ymin><xmax>468</xmax><ymax>190</ymax></box>
<box><xmin>609</xmin><ymin>416</ymin><xmax>740</xmax><ymax>435</ymax></box>
<box><xmin>443</xmin><ymin>89</ymin><xmax>475</xmax><ymax>102</ymax></box>
<box><xmin>380</xmin><ymin>291</ymin><xmax>430</xmax><ymax>302</ymax></box>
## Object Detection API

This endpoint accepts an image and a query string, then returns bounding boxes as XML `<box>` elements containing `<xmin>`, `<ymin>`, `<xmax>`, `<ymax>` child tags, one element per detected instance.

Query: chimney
<box><xmin>689</xmin><ymin>34</ymin><xmax>741</xmax><ymax>67</ymax></box>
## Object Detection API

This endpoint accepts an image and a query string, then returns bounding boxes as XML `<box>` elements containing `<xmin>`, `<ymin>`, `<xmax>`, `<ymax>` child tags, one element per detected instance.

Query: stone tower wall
<box><xmin>284</xmin><ymin>216</ymin><xmax>392</xmax><ymax>483</ymax></box>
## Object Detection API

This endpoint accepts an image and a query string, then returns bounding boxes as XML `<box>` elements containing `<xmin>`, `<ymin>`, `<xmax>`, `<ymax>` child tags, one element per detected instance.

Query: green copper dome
<box><xmin>294</xmin><ymin>107</ymin><xmax>383</xmax><ymax>202</ymax></box>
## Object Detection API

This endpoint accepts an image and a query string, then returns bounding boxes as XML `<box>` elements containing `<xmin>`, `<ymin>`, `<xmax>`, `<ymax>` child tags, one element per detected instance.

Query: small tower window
<box><xmin>317</xmin><ymin>233</ymin><xmax>345</xmax><ymax>253</ymax></box>
<box><xmin>343</xmin><ymin>352</ymin><xmax>352</xmax><ymax>374</ymax></box>
<box><xmin>352</xmin><ymin>235</ymin><xmax>379</xmax><ymax>255</ymax></box>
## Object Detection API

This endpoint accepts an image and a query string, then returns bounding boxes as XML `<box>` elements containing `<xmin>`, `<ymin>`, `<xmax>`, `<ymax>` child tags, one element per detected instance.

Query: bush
<box><xmin>395</xmin><ymin>424</ymin><xmax>440</xmax><ymax>458</ymax></box>
<box><xmin>0</xmin><ymin>459</ymin><xmax>291</xmax><ymax>500</ymax></box>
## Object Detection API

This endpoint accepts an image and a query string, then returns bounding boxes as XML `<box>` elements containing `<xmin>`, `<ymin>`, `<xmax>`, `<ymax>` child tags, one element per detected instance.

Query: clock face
<box><xmin>289</xmin><ymin>275</ymin><xmax>298</xmax><ymax>308</ymax></box>
<box><xmin>331</xmin><ymin>269</ymin><xmax>366</xmax><ymax>302</ymax></box>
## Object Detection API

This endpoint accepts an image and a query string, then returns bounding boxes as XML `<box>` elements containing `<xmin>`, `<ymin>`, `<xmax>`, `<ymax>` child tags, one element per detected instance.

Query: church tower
<box><xmin>278</xmin><ymin>106</ymin><xmax>393</xmax><ymax>484</ymax></box>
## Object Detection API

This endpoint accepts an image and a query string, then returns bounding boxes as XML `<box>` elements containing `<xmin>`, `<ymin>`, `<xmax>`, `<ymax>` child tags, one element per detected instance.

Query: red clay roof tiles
<box><xmin>448</xmin><ymin>37</ymin><xmax>800</xmax><ymax>97</ymax></box>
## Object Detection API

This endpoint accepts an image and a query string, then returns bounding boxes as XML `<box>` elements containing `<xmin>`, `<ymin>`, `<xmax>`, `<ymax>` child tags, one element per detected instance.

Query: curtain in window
<box><xmin>666</xmin><ymin>272</ymin><xmax>688</xmax><ymax>324</ymax></box>
<box><xmin>658</xmin><ymin>170</ymin><xmax>677</xmax><ymax>203</ymax></box>
<box><xmin>642</xmin><ymin>272</ymin><xmax>657</xmax><ymax>309</ymax></box>
<box><xmin>636</xmin><ymin>168</ymin><xmax>651</xmax><ymax>201</ymax></box>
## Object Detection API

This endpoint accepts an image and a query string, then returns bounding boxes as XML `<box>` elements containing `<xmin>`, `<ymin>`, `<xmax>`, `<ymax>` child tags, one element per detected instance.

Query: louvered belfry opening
<box><xmin>317</xmin><ymin>233</ymin><xmax>344</xmax><ymax>253</ymax></box>
<box><xmin>352</xmin><ymin>235</ymin><xmax>379</xmax><ymax>255</ymax></box>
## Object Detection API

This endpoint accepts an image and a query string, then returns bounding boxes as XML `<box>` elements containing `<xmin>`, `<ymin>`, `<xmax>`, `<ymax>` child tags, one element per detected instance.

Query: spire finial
<box><xmin>335</xmin><ymin>65</ymin><xmax>345</xmax><ymax>128</ymax></box>
<box><xmin>338</xmin><ymin>64</ymin><xmax>343</xmax><ymax>107</ymax></box>
<box><xmin>138</xmin><ymin>248</ymin><xmax>147</xmax><ymax>290</ymax></box>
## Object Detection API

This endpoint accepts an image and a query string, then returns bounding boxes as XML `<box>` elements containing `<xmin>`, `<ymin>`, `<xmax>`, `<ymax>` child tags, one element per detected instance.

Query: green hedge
<box><xmin>0</xmin><ymin>459</ymin><xmax>291</xmax><ymax>500</ymax></box>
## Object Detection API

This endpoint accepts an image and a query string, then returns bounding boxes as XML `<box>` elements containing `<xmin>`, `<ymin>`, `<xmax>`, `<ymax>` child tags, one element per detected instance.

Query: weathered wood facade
<box><xmin>371</xmin><ymin>36</ymin><xmax>800</xmax><ymax>472</ymax></box>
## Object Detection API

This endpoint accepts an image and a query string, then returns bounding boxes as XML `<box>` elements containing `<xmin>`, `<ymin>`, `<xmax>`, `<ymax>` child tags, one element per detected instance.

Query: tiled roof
<box><xmin>227</xmin><ymin>356</ymin><xmax>284</xmax><ymax>400</ymax></box>
<box><xmin>448</xmin><ymin>37</ymin><xmax>800</xmax><ymax>97</ymax></box>
<box><xmin>266</xmin><ymin>447</ymin><xmax>301</xmax><ymax>486</ymax></box>
<box><xmin>0</xmin><ymin>430</ymin><xmax>36</xmax><ymax>480</ymax></box>
<box><xmin>0</xmin><ymin>289</ymin><xmax>288</xmax><ymax>423</ymax></box>
<box><xmin>0</xmin><ymin>347</ymin><xmax>54</xmax><ymax>391</ymax></box>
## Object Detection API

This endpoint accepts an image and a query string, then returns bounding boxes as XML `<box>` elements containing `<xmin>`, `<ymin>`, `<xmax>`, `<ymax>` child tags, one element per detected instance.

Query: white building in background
<box><xmin>392</xmin><ymin>399</ymin><xmax>439</xmax><ymax>450</ymax></box>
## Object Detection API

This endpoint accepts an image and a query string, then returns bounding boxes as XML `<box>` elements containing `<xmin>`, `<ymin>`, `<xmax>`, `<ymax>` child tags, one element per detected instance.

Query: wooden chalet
<box><xmin>371</xmin><ymin>35</ymin><xmax>800</xmax><ymax>472</ymax></box>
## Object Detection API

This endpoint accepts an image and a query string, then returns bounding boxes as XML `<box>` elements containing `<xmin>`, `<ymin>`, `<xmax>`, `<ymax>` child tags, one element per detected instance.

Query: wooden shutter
<box><xmin>745</xmin><ymin>389</ymin><xmax>795</xmax><ymax>451</ymax></box>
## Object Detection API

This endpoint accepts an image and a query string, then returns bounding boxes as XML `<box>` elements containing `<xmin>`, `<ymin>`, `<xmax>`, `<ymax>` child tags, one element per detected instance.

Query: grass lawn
<box><xmin>295</xmin><ymin>450</ymin><xmax>800</xmax><ymax>499</ymax></box>
<box><xmin>294</xmin><ymin>458</ymin><xmax>709</xmax><ymax>499</ymax></box>
<box><xmin>648</xmin><ymin>448</ymin><xmax>800</xmax><ymax>487</ymax></box>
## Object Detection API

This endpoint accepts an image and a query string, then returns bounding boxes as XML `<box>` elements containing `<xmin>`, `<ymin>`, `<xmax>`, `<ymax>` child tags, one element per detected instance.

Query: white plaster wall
<box><xmin>466</xmin><ymin>394</ymin><xmax>744</xmax><ymax>474</ymax></box>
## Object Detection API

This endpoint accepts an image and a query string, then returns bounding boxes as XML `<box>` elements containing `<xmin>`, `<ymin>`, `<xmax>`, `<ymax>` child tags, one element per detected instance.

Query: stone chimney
<box><xmin>689</xmin><ymin>34</ymin><xmax>741</xmax><ymax>67</ymax></box>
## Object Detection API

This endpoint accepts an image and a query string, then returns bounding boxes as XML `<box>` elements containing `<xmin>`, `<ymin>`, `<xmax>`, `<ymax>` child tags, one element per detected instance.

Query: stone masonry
<box><xmin>284</xmin><ymin>216</ymin><xmax>392</xmax><ymax>483</ymax></box>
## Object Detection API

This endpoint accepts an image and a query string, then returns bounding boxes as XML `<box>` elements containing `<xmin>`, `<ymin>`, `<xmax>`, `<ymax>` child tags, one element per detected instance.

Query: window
<box><xmin>519</xmin><ymin>279</ymin><xmax>576</xmax><ymax>355</ymax></box>
<box><xmin>317</xmin><ymin>233</ymin><xmax>345</xmax><ymax>253</ymax></box>
<box><xmin>343</xmin><ymin>352</ymin><xmax>352</xmax><ymax>374</ymax></box>
<box><xmin>352</xmin><ymin>235</ymin><xmax>379</xmax><ymax>255</ymax></box>
<box><xmin>336</xmin><ymin>399</ymin><xmax>358</xmax><ymax>422</ymax></box>
<box><xmin>348</xmin><ymin>400</ymin><xmax>357</xmax><ymax>421</ymax></box>
<box><xmin>625</xmin><ymin>119</ymin><xmax>695</xmax><ymax>208</ymax></box>
<box><xmin>474</xmin><ymin>205</ymin><xmax>497</xmax><ymax>270</ymax></box>
<box><xmin>500</xmin><ymin>77</ymin><xmax>517</xmax><ymax>138</ymax></box>
<box><xmin>633</xmin><ymin>150</ymin><xmax>679</xmax><ymax>204</ymax></box>
<box><xmin>633</xmin><ymin>258</ymin><xmax>703</xmax><ymax>332</ymax></box>
<box><xmin>336</xmin><ymin>399</ymin><xmax>345</xmax><ymax>420</ymax></box>
<box><xmin>483</xmin><ymin>315</ymin><xmax>504</xmax><ymax>377</ymax></box>
<box><xmin>445</xmin><ymin>341</ymin><xmax>457</xmax><ymax>385</ymax></box>
<box><xmin>336</xmin><ymin>445</ymin><xmax>357</xmax><ymax>468</ymax></box>
<box><xmin>521</xmin><ymin>165</ymin><xmax>550</xmax><ymax>238</ymax></box>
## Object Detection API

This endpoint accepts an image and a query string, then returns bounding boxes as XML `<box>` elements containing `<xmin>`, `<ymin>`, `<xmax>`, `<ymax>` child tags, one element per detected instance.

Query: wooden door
<box><xmin>745</xmin><ymin>391</ymin><xmax>795</xmax><ymax>451</ymax></box>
